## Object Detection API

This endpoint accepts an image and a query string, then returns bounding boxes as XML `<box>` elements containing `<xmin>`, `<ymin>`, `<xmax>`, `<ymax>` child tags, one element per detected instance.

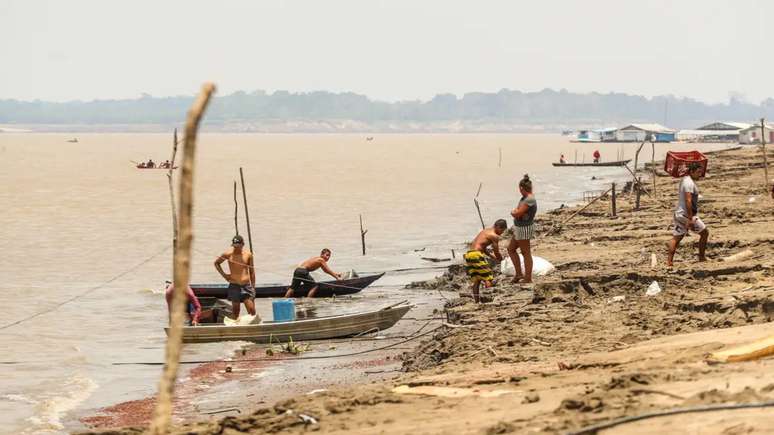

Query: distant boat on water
<box><xmin>552</xmin><ymin>159</ymin><xmax>631</xmax><ymax>167</ymax></box>
<box><xmin>66</xmin><ymin>138</ymin><xmax>78</xmax><ymax>143</ymax></box>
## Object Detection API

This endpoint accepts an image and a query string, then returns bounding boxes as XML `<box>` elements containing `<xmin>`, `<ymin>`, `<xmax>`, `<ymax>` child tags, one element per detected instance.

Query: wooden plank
<box><xmin>707</xmin><ymin>336</ymin><xmax>774</xmax><ymax>363</ymax></box>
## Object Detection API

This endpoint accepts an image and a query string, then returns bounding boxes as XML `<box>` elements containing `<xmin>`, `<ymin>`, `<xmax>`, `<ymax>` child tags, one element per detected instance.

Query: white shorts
<box><xmin>673</xmin><ymin>213</ymin><xmax>706</xmax><ymax>236</ymax></box>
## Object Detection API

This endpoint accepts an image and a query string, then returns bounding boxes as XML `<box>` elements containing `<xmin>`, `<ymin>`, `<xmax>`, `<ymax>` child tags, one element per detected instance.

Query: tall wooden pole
<box><xmin>611</xmin><ymin>182</ymin><xmax>617</xmax><ymax>217</ymax></box>
<box><xmin>762</xmin><ymin>118</ymin><xmax>770</xmax><ymax>193</ymax></box>
<box><xmin>233</xmin><ymin>181</ymin><xmax>239</xmax><ymax>236</ymax></box>
<box><xmin>651</xmin><ymin>141</ymin><xmax>657</xmax><ymax>196</ymax></box>
<box><xmin>150</xmin><ymin>82</ymin><xmax>216</xmax><ymax>435</ymax></box>
<box><xmin>239</xmin><ymin>167</ymin><xmax>254</xmax><ymax>254</ymax></box>
<box><xmin>359</xmin><ymin>214</ymin><xmax>368</xmax><ymax>256</ymax></box>
<box><xmin>474</xmin><ymin>182</ymin><xmax>485</xmax><ymax>229</ymax></box>
<box><xmin>167</xmin><ymin>129</ymin><xmax>179</xmax><ymax>256</ymax></box>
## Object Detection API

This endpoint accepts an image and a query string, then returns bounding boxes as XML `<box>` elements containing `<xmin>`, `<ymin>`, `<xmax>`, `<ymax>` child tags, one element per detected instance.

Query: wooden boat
<box><xmin>168</xmin><ymin>303</ymin><xmax>412</xmax><ymax>343</ymax></box>
<box><xmin>136</xmin><ymin>165</ymin><xmax>178</xmax><ymax>170</ymax></box>
<box><xmin>552</xmin><ymin>159</ymin><xmax>631</xmax><ymax>167</ymax></box>
<box><xmin>191</xmin><ymin>272</ymin><xmax>385</xmax><ymax>299</ymax></box>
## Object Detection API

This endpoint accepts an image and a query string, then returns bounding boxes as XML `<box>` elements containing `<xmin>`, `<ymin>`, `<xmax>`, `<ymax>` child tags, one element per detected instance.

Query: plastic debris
<box><xmin>645</xmin><ymin>281</ymin><xmax>662</xmax><ymax>296</ymax></box>
<box><xmin>608</xmin><ymin>295</ymin><xmax>626</xmax><ymax>303</ymax></box>
<box><xmin>299</xmin><ymin>414</ymin><xmax>318</xmax><ymax>424</ymax></box>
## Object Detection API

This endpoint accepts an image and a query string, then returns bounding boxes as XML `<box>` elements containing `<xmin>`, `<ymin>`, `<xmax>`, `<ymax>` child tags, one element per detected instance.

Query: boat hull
<box><xmin>167</xmin><ymin>305</ymin><xmax>411</xmax><ymax>343</ymax></box>
<box><xmin>191</xmin><ymin>272</ymin><xmax>385</xmax><ymax>298</ymax></box>
<box><xmin>552</xmin><ymin>159</ymin><xmax>631</xmax><ymax>167</ymax></box>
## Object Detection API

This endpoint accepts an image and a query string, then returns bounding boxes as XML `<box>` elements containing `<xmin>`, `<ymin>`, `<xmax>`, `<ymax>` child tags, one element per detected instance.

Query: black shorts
<box><xmin>290</xmin><ymin>268</ymin><xmax>315</xmax><ymax>293</ymax></box>
<box><xmin>227</xmin><ymin>283</ymin><xmax>255</xmax><ymax>302</ymax></box>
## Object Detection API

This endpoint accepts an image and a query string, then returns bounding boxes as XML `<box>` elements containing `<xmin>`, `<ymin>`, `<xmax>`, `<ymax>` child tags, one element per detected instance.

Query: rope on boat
<box><xmin>0</xmin><ymin>244</ymin><xmax>172</xmax><ymax>332</ymax></box>
<box><xmin>113</xmin><ymin>320</ymin><xmax>448</xmax><ymax>366</ymax></box>
<box><xmin>566</xmin><ymin>401</ymin><xmax>774</xmax><ymax>435</ymax></box>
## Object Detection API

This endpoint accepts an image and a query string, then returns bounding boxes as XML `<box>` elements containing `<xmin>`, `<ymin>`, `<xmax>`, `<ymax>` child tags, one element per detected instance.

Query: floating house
<box><xmin>696</xmin><ymin>122</ymin><xmax>752</xmax><ymax>131</ymax></box>
<box><xmin>571</xmin><ymin>127</ymin><xmax>617</xmax><ymax>143</ymax></box>
<box><xmin>674</xmin><ymin>122</ymin><xmax>753</xmax><ymax>142</ymax></box>
<box><xmin>738</xmin><ymin>124</ymin><xmax>774</xmax><ymax>144</ymax></box>
<box><xmin>616</xmin><ymin>124</ymin><xmax>676</xmax><ymax>142</ymax></box>
<box><xmin>572</xmin><ymin>129</ymin><xmax>601</xmax><ymax>142</ymax></box>
<box><xmin>596</xmin><ymin>127</ymin><xmax>618</xmax><ymax>142</ymax></box>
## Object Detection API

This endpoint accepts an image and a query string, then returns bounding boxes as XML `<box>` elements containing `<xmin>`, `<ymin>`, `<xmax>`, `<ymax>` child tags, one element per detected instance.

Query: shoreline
<box><xmin>81</xmin><ymin>146</ymin><xmax>774</xmax><ymax>434</ymax></box>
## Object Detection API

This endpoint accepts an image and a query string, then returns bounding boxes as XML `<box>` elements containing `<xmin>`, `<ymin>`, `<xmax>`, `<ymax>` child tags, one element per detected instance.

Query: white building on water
<box><xmin>738</xmin><ymin>123</ymin><xmax>774</xmax><ymax>144</ymax></box>
<box><xmin>616</xmin><ymin>124</ymin><xmax>676</xmax><ymax>142</ymax></box>
<box><xmin>676</xmin><ymin>121</ymin><xmax>752</xmax><ymax>142</ymax></box>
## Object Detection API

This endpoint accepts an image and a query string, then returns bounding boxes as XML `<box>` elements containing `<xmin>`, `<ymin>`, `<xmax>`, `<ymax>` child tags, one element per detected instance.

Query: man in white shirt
<box><xmin>667</xmin><ymin>162</ymin><xmax>709</xmax><ymax>267</ymax></box>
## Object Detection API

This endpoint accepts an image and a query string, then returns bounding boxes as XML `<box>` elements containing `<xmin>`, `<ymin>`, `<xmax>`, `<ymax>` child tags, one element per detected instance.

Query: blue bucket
<box><xmin>272</xmin><ymin>299</ymin><xmax>296</xmax><ymax>322</ymax></box>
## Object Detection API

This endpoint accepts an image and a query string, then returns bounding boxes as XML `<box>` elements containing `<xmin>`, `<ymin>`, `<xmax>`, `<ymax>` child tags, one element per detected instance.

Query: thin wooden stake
<box><xmin>761</xmin><ymin>118</ymin><xmax>770</xmax><ymax>193</ymax></box>
<box><xmin>150</xmin><ymin>82</ymin><xmax>216</xmax><ymax>435</ymax></box>
<box><xmin>167</xmin><ymin>129</ymin><xmax>179</xmax><ymax>255</ymax></box>
<box><xmin>233</xmin><ymin>181</ymin><xmax>240</xmax><ymax>236</ymax></box>
<box><xmin>474</xmin><ymin>182</ymin><xmax>485</xmax><ymax>229</ymax></box>
<box><xmin>498</xmin><ymin>147</ymin><xmax>502</xmax><ymax>168</ymax></box>
<box><xmin>651</xmin><ymin>141</ymin><xmax>657</xmax><ymax>196</ymax></box>
<box><xmin>239</xmin><ymin>167</ymin><xmax>254</xmax><ymax>254</ymax></box>
<box><xmin>359</xmin><ymin>214</ymin><xmax>368</xmax><ymax>256</ymax></box>
<box><xmin>611</xmin><ymin>182</ymin><xmax>617</xmax><ymax>217</ymax></box>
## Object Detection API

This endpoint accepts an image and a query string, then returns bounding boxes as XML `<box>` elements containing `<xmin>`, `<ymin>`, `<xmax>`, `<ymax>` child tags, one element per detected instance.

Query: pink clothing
<box><xmin>165</xmin><ymin>284</ymin><xmax>201</xmax><ymax>324</ymax></box>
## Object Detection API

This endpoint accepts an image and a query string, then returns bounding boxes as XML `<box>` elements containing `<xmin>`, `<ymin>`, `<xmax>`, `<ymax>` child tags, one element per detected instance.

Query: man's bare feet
<box><xmin>512</xmin><ymin>275</ymin><xmax>523</xmax><ymax>283</ymax></box>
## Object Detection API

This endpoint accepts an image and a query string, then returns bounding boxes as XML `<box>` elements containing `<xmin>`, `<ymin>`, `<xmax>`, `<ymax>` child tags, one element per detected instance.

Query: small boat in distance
<box><xmin>191</xmin><ymin>272</ymin><xmax>385</xmax><ymax>299</ymax></box>
<box><xmin>168</xmin><ymin>303</ymin><xmax>411</xmax><ymax>344</ymax></box>
<box><xmin>552</xmin><ymin>159</ymin><xmax>631</xmax><ymax>167</ymax></box>
<box><xmin>66</xmin><ymin>138</ymin><xmax>78</xmax><ymax>143</ymax></box>
<box><xmin>136</xmin><ymin>165</ymin><xmax>178</xmax><ymax>170</ymax></box>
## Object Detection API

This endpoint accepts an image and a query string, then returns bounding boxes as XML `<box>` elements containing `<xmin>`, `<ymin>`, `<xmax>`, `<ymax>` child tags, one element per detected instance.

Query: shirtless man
<box><xmin>214</xmin><ymin>235</ymin><xmax>256</xmax><ymax>318</ymax></box>
<box><xmin>463</xmin><ymin>219</ymin><xmax>507</xmax><ymax>303</ymax></box>
<box><xmin>284</xmin><ymin>248</ymin><xmax>341</xmax><ymax>298</ymax></box>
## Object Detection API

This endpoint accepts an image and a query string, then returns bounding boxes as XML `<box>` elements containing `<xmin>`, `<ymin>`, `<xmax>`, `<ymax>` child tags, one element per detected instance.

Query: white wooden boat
<box><xmin>167</xmin><ymin>304</ymin><xmax>412</xmax><ymax>344</ymax></box>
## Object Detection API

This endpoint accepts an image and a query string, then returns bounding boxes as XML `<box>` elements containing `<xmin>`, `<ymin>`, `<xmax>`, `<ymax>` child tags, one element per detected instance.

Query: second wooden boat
<box><xmin>552</xmin><ymin>159</ymin><xmax>631</xmax><ymax>167</ymax></box>
<box><xmin>191</xmin><ymin>272</ymin><xmax>385</xmax><ymax>299</ymax></box>
<box><xmin>167</xmin><ymin>303</ymin><xmax>412</xmax><ymax>343</ymax></box>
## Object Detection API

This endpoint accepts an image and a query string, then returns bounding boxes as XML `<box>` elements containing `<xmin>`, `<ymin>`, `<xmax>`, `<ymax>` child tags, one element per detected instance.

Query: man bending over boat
<box><xmin>164</xmin><ymin>281</ymin><xmax>202</xmax><ymax>326</ymax></box>
<box><xmin>214</xmin><ymin>235</ymin><xmax>256</xmax><ymax>318</ymax></box>
<box><xmin>284</xmin><ymin>248</ymin><xmax>342</xmax><ymax>298</ymax></box>
<box><xmin>464</xmin><ymin>219</ymin><xmax>507</xmax><ymax>303</ymax></box>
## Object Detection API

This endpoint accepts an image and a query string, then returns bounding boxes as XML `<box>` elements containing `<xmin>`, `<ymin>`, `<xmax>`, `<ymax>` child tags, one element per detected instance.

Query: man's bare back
<box><xmin>470</xmin><ymin>228</ymin><xmax>503</xmax><ymax>260</ymax></box>
<box><xmin>298</xmin><ymin>255</ymin><xmax>341</xmax><ymax>279</ymax></box>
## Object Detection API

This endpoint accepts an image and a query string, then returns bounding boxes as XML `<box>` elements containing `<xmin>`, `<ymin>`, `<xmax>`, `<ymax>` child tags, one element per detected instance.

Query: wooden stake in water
<box><xmin>498</xmin><ymin>147</ymin><xmax>502</xmax><ymax>168</ymax></box>
<box><xmin>239</xmin><ymin>167</ymin><xmax>254</xmax><ymax>254</ymax></box>
<box><xmin>150</xmin><ymin>82</ymin><xmax>215</xmax><ymax>435</ymax></box>
<box><xmin>474</xmin><ymin>182</ymin><xmax>485</xmax><ymax>229</ymax></box>
<box><xmin>359</xmin><ymin>214</ymin><xmax>368</xmax><ymax>256</ymax></box>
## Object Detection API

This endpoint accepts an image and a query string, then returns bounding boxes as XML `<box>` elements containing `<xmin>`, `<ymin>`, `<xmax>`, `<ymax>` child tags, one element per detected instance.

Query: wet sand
<box><xmin>81</xmin><ymin>146</ymin><xmax>774</xmax><ymax>434</ymax></box>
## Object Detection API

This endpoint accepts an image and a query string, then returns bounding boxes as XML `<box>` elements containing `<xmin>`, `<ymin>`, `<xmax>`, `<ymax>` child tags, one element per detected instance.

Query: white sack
<box><xmin>500</xmin><ymin>255</ymin><xmax>555</xmax><ymax>277</ymax></box>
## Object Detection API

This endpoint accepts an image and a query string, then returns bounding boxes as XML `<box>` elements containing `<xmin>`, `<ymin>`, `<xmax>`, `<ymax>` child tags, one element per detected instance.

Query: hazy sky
<box><xmin>1</xmin><ymin>0</ymin><xmax>771</xmax><ymax>103</ymax></box>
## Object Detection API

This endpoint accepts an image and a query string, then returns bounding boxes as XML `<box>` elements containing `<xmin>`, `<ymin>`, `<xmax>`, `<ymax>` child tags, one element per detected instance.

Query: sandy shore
<box><xmin>80</xmin><ymin>146</ymin><xmax>774</xmax><ymax>434</ymax></box>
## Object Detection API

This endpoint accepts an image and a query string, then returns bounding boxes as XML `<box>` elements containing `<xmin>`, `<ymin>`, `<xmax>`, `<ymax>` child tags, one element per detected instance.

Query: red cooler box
<box><xmin>664</xmin><ymin>151</ymin><xmax>708</xmax><ymax>178</ymax></box>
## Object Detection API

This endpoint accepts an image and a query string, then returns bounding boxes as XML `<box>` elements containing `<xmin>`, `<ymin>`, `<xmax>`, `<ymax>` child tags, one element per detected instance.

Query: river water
<box><xmin>0</xmin><ymin>133</ymin><xmax>730</xmax><ymax>434</ymax></box>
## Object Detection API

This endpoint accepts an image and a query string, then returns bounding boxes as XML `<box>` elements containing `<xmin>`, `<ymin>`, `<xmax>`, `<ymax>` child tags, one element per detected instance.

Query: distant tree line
<box><xmin>1</xmin><ymin>88</ymin><xmax>773</xmax><ymax>128</ymax></box>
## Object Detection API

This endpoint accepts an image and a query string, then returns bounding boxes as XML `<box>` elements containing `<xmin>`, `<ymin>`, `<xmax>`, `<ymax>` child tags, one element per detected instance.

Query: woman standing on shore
<box><xmin>507</xmin><ymin>174</ymin><xmax>537</xmax><ymax>284</ymax></box>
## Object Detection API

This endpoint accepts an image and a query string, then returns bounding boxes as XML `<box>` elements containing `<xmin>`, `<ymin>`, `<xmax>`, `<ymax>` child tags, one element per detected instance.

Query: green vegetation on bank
<box><xmin>2</xmin><ymin>88</ymin><xmax>773</xmax><ymax>127</ymax></box>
